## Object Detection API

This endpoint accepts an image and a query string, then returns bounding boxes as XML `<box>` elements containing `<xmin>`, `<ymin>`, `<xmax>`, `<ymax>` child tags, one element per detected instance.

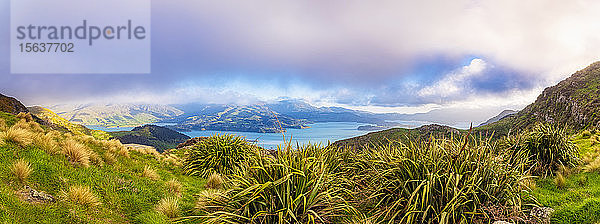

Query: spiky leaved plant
<box><xmin>522</xmin><ymin>123</ymin><xmax>580</xmax><ymax>177</ymax></box>
<box><xmin>183</xmin><ymin>134</ymin><xmax>251</xmax><ymax>178</ymax></box>
<box><xmin>190</xmin><ymin>144</ymin><xmax>354</xmax><ymax>224</ymax></box>
<box><xmin>350</xmin><ymin>136</ymin><xmax>531</xmax><ymax>223</ymax></box>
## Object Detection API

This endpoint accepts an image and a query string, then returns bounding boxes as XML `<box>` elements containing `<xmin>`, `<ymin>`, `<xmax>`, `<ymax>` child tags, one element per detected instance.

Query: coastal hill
<box><xmin>335</xmin><ymin>61</ymin><xmax>600</xmax><ymax>149</ymax></box>
<box><xmin>110</xmin><ymin>125</ymin><xmax>191</xmax><ymax>152</ymax></box>
<box><xmin>477</xmin><ymin>61</ymin><xmax>600</xmax><ymax>136</ymax></box>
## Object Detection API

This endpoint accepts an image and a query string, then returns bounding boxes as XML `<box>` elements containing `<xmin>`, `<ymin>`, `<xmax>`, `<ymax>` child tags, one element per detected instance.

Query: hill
<box><xmin>48</xmin><ymin>103</ymin><xmax>184</xmax><ymax>128</ymax></box>
<box><xmin>331</xmin><ymin>124</ymin><xmax>464</xmax><ymax>150</ymax></box>
<box><xmin>478</xmin><ymin>109</ymin><xmax>518</xmax><ymax>127</ymax></box>
<box><xmin>111</xmin><ymin>125</ymin><xmax>191</xmax><ymax>152</ymax></box>
<box><xmin>0</xmin><ymin>94</ymin><xmax>29</xmax><ymax>115</ymax></box>
<box><xmin>168</xmin><ymin>104</ymin><xmax>310</xmax><ymax>133</ymax></box>
<box><xmin>28</xmin><ymin>106</ymin><xmax>110</xmax><ymax>140</ymax></box>
<box><xmin>477</xmin><ymin>61</ymin><xmax>600</xmax><ymax>135</ymax></box>
<box><xmin>0</xmin><ymin>101</ymin><xmax>204</xmax><ymax>223</ymax></box>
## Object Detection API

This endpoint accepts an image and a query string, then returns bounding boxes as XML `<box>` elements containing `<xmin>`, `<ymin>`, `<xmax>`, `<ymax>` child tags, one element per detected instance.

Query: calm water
<box><xmin>85</xmin><ymin>122</ymin><xmax>372</xmax><ymax>149</ymax></box>
<box><xmin>183</xmin><ymin>122</ymin><xmax>371</xmax><ymax>149</ymax></box>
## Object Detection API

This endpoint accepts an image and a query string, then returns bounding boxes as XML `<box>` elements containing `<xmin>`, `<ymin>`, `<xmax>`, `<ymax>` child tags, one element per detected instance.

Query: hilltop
<box><xmin>111</xmin><ymin>125</ymin><xmax>190</xmax><ymax>152</ymax></box>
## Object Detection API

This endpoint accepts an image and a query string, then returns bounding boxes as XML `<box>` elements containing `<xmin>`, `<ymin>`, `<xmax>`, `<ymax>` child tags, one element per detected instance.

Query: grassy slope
<box><xmin>28</xmin><ymin>106</ymin><xmax>110</xmax><ymax>140</ymax></box>
<box><xmin>0</xmin><ymin>112</ymin><xmax>205</xmax><ymax>223</ymax></box>
<box><xmin>532</xmin><ymin>131</ymin><xmax>600</xmax><ymax>224</ymax></box>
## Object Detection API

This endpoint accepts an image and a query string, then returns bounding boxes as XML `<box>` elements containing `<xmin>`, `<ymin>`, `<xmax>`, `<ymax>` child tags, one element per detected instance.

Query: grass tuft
<box><xmin>142</xmin><ymin>166</ymin><xmax>160</xmax><ymax>181</ymax></box>
<box><xmin>205</xmin><ymin>172</ymin><xmax>224</xmax><ymax>189</ymax></box>
<box><xmin>555</xmin><ymin>172</ymin><xmax>567</xmax><ymax>189</ymax></box>
<box><xmin>61</xmin><ymin>185</ymin><xmax>101</xmax><ymax>207</ymax></box>
<box><xmin>11</xmin><ymin>159</ymin><xmax>32</xmax><ymax>184</ymax></box>
<box><xmin>155</xmin><ymin>197</ymin><xmax>179</xmax><ymax>218</ymax></box>
<box><xmin>165</xmin><ymin>179</ymin><xmax>183</xmax><ymax>196</ymax></box>
<box><xmin>61</xmin><ymin>139</ymin><xmax>90</xmax><ymax>167</ymax></box>
<box><xmin>0</xmin><ymin>126</ymin><xmax>33</xmax><ymax>146</ymax></box>
<box><xmin>183</xmin><ymin>134</ymin><xmax>251</xmax><ymax>177</ymax></box>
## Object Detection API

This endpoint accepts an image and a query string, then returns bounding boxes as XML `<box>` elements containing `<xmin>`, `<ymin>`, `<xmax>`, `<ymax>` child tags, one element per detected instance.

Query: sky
<box><xmin>1</xmin><ymin>0</ymin><xmax>600</xmax><ymax>119</ymax></box>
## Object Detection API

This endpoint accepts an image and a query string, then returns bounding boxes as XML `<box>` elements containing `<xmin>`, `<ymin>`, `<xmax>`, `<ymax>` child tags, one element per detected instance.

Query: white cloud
<box><xmin>418</xmin><ymin>58</ymin><xmax>487</xmax><ymax>98</ymax></box>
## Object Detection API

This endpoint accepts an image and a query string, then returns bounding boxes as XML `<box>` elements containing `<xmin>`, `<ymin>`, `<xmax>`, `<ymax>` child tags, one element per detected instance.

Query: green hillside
<box><xmin>0</xmin><ymin>111</ymin><xmax>203</xmax><ymax>223</ymax></box>
<box><xmin>28</xmin><ymin>106</ymin><xmax>110</xmax><ymax>140</ymax></box>
<box><xmin>477</xmin><ymin>62</ymin><xmax>600</xmax><ymax>135</ymax></box>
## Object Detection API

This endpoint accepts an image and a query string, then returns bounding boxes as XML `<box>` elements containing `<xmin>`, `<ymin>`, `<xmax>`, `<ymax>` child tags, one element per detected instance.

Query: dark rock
<box><xmin>0</xmin><ymin>93</ymin><xmax>28</xmax><ymax>115</ymax></box>
<box><xmin>530</xmin><ymin>207</ymin><xmax>554</xmax><ymax>224</ymax></box>
<box><xmin>19</xmin><ymin>186</ymin><xmax>55</xmax><ymax>204</ymax></box>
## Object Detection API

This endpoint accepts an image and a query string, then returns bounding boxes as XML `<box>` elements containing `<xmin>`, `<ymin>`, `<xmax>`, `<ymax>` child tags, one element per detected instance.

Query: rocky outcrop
<box><xmin>0</xmin><ymin>94</ymin><xmax>28</xmax><ymax>115</ymax></box>
<box><xmin>17</xmin><ymin>186</ymin><xmax>55</xmax><ymax>204</ymax></box>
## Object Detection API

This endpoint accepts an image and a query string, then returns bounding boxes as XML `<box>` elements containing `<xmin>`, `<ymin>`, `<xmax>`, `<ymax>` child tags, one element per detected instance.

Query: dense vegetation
<box><xmin>180</xmin><ymin>124</ymin><xmax>596</xmax><ymax>223</ymax></box>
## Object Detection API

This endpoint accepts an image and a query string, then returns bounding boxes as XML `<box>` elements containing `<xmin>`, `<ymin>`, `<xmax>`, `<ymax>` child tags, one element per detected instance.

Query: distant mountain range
<box><xmin>478</xmin><ymin>109</ymin><xmax>518</xmax><ymax>127</ymax></box>
<box><xmin>45</xmin><ymin>98</ymin><xmax>518</xmax><ymax>133</ymax></box>
<box><xmin>45</xmin><ymin>100</ymin><xmax>399</xmax><ymax>133</ymax></box>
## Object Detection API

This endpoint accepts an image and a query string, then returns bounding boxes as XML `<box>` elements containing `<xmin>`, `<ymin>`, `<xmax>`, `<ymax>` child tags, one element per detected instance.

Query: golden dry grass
<box><xmin>103</xmin><ymin>152</ymin><xmax>117</xmax><ymax>165</ymax></box>
<box><xmin>0</xmin><ymin>119</ymin><xmax>6</xmax><ymax>131</ymax></box>
<box><xmin>15</xmin><ymin>112</ymin><xmax>33</xmax><ymax>122</ymax></box>
<box><xmin>0</xmin><ymin>126</ymin><xmax>33</xmax><ymax>146</ymax></box>
<box><xmin>61</xmin><ymin>139</ymin><xmax>90</xmax><ymax>167</ymax></box>
<box><xmin>141</xmin><ymin>166</ymin><xmax>160</xmax><ymax>181</ymax></box>
<box><xmin>205</xmin><ymin>172</ymin><xmax>224</xmax><ymax>189</ymax></box>
<box><xmin>195</xmin><ymin>189</ymin><xmax>225</xmax><ymax>212</ymax></box>
<box><xmin>162</xmin><ymin>155</ymin><xmax>182</xmax><ymax>167</ymax></box>
<box><xmin>103</xmin><ymin>139</ymin><xmax>129</xmax><ymax>158</ymax></box>
<box><xmin>165</xmin><ymin>179</ymin><xmax>183</xmax><ymax>196</ymax></box>
<box><xmin>555</xmin><ymin>172</ymin><xmax>566</xmax><ymax>189</ymax></box>
<box><xmin>155</xmin><ymin>197</ymin><xmax>179</xmax><ymax>218</ymax></box>
<box><xmin>12</xmin><ymin>119</ymin><xmax>44</xmax><ymax>133</ymax></box>
<box><xmin>89</xmin><ymin>151</ymin><xmax>104</xmax><ymax>167</ymax></box>
<box><xmin>61</xmin><ymin>185</ymin><xmax>101</xmax><ymax>207</ymax></box>
<box><xmin>11</xmin><ymin>159</ymin><xmax>32</xmax><ymax>184</ymax></box>
<box><xmin>32</xmin><ymin>133</ymin><xmax>60</xmax><ymax>154</ymax></box>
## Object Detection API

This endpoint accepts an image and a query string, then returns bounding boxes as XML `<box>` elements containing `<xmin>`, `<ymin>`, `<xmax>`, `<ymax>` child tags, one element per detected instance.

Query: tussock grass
<box><xmin>11</xmin><ymin>159</ymin><xmax>32</xmax><ymax>184</ymax></box>
<box><xmin>103</xmin><ymin>152</ymin><xmax>117</xmax><ymax>165</ymax></box>
<box><xmin>0</xmin><ymin>126</ymin><xmax>33</xmax><ymax>146</ymax></box>
<box><xmin>89</xmin><ymin>151</ymin><xmax>104</xmax><ymax>167</ymax></box>
<box><xmin>555</xmin><ymin>172</ymin><xmax>567</xmax><ymax>189</ymax></box>
<box><xmin>12</xmin><ymin>119</ymin><xmax>44</xmax><ymax>133</ymax></box>
<box><xmin>142</xmin><ymin>166</ymin><xmax>160</xmax><ymax>181</ymax></box>
<box><xmin>61</xmin><ymin>139</ymin><xmax>90</xmax><ymax>167</ymax></box>
<box><xmin>183</xmin><ymin>134</ymin><xmax>250</xmax><ymax>177</ymax></box>
<box><xmin>194</xmin><ymin>189</ymin><xmax>226</xmax><ymax>212</ymax></box>
<box><xmin>32</xmin><ymin>133</ymin><xmax>60</xmax><ymax>154</ymax></box>
<box><xmin>0</xmin><ymin>119</ymin><xmax>6</xmax><ymax>131</ymax></box>
<box><xmin>15</xmin><ymin>112</ymin><xmax>33</xmax><ymax>122</ymax></box>
<box><xmin>193</xmin><ymin>145</ymin><xmax>353</xmax><ymax>223</ymax></box>
<box><xmin>61</xmin><ymin>185</ymin><xmax>101</xmax><ymax>207</ymax></box>
<box><xmin>155</xmin><ymin>197</ymin><xmax>179</xmax><ymax>218</ymax></box>
<box><xmin>165</xmin><ymin>179</ymin><xmax>183</xmax><ymax>196</ymax></box>
<box><xmin>163</xmin><ymin>155</ymin><xmax>181</xmax><ymax>166</ymax></box>
<box><xmin>523</xmin><ymin>123</ymin><xmax>580</xmax><ymax>176</ymax></box>
<box><xmin>205</xmin><ymin>172</ymin><xmax>224</xmax><ymax>189</ymax></box>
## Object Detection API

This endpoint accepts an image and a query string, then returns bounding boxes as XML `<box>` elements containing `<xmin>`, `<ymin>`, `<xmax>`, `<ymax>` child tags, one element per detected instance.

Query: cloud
<box><xmin>1</xmin><ymin>0</ymin><xmax>599</xmax><ymax>112</ymax></box>
<box><xmin>418</xmin><ymin>58</ymin><xmax>487</xmax><ymax>98</ymax></box>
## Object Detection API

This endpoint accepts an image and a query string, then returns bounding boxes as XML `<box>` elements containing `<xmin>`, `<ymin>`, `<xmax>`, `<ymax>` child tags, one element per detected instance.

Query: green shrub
<box><xmin>183</xmin><ymin>134</ymin><xmax>251</xmax><ymax>177</ymax></box>
<box><xmin>351</xmin><ymin>136</ymin><xmax>531</xmax><ymax>223</ymax></box>
<box><xmin>192</xmin><ymin>145</ymin><xmax>353</xmax><ymax>223</ymax></box>
<box><xmin>522</xmin><ymin>123</ymin><xmax>580</xmax><ymax>177</ymax></box>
